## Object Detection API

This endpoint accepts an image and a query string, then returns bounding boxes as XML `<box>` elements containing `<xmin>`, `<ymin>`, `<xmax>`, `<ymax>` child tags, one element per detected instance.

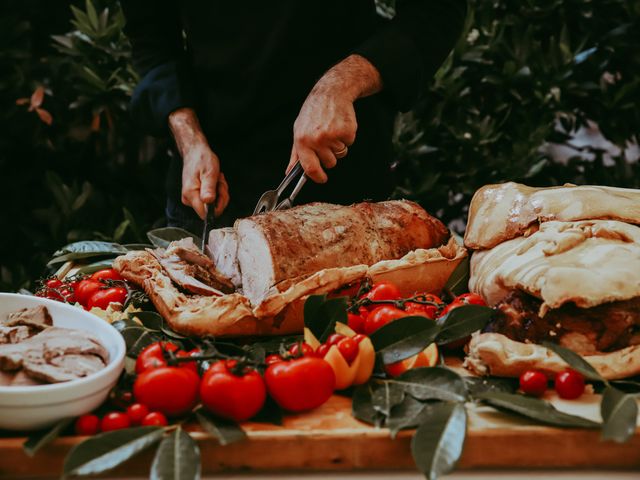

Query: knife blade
<box><xmin>201</xmin><ymin>204</ymin><xmax>214</xmax><ymax>252</ymax></box>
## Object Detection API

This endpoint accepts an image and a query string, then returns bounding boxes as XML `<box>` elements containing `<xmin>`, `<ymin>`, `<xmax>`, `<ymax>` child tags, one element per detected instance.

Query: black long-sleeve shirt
<box><xmin>121</xmin><ymin>0</ymin><xmax>467</xmax><ymax>227</ymax></box>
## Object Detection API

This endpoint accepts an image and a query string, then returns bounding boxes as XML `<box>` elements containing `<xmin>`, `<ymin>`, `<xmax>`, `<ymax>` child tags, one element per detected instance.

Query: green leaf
<box><xmin>435</xmin><ymin>305</ymin><xmax>493</xmax><ymax>345</ymax></box>
<box><xmin>541</xmin><ymin>342</ymin><xmax>604</xmax><ymax>382</ymax></box>
<box><xmin>49</xmin><ymin>240</ymin><xmax>127</xmax><ymax>265</ymax></box>
<box><xmin>147</xmin><ymin>227</ymin><xmax>201</xmax><ymax>249</ymax></box>
<box><xmin>85</xmin><ymin>0</ymin><xmax>99</xmax><ymax>31</ymax></box>
<box><xmin>411</xmin><ymin>402</ymin><xmax>467</xmax><ymax>480</ymax></box>
<box><xmin>151</xmin><ymin>427</ymin><xmax>200</xmax><ymax>480</ymax></box>
<box><xmin>390</xmin><ymin>367</ymin><xmax>467</xmax><ymax>403</ymax></box>
<box><xmin>465</xmin><ymin>377</ymin><xmax>517</xmax><ymax>397</ymax></box>
<box><xmin>73</xmin><ymin>259</ymin><xmax>115</xmax><ymax>275</ymax></box>
<box><xmin>443</xmin><ymin>257</ymin><xmax>469</xmax><ymax>296</ymax></box>
<box><xmin>371</xmin><ymin>380</ymin><xmax>406</xmax><ymax>418</ymax></box>
<box><xmin>601</xmin><ymin>386</ymin><xmax>638</xmax><ymax>443</ymax></box>
<box><xmin>352</xmin><ymin>383</ymin><xmax>385</xmax><ymax>427</ymax></box>
<box><xmin>369</xmin><ymin>315</ymin><xmax>440</xmax><ymax>364</ymax></box>
<box><xmin>130</xmin><ymin>311</ymin><xmax>164</xmax><ymax>331</ymax></box>
<box><xmin>23</xmin><ymin>418</ymin><xmax>73</xmax><ymax>457</ymax></box>
<box><xmin>195</xmin><ymin>408</ymin><xmax>247</xmax><ymax>446</ymax></box>
<box><xmin>63</xmin><ymin>426</ymin><xmax>164</xmax><ymax>477</ymax></box>
<box><xmin>475</xmin><ymin>391</ymin><xmax>599</xmax><ymax>428</ymax></box>
<box><xmin>303</xmin><ymin>294</ymin><xmax>348</xmax><ymax>343</ymax></box>
<box><xmin>387</xmin><ymin>395</ymin><xmax>429</xmax><ymax>438</ymax></box>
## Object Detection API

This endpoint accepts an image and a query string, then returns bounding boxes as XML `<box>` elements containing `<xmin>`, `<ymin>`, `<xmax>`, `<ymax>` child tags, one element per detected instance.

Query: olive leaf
<box><xmin>411</xmin><ymin>402</ymin><xmax>467</xmax><ymax>480</ymax></box>
<box><xmin>352</xmin><ymin>383</ymin><xmax>385</xmax><ymax>427</ymax></box>
<box><xmin>51</xmin><ymin>240</ymin><xmax>127</xmax><ymax>259</ymax></box>
<box><xmin>23</xmin><ymin>417</ymin><xmax>73</xmax><ymax>457</ymax></box>
<box><xmin>195</xmin><ymin>408</ymin><xmax>247</xmax><ymax>446</ymax></box>
<box><xmin>369</xmin><ymin>315</ymin><xmax>440</xmax><ymax>364</ymax></box>
<box><xmin>303</xmin><ymin>294</ymin><xmax>348</xmax><ymax>343</ymax></box>
<box><xmin>387</xmin><ymin>395</ymin><xmax>429</xmax><ymax>438</ymax></box>
<box><xmin>443</xmin><ymin>257</ymin><xmax>470</xmax><ymax>296</ymax></box>
<box><xmin>601</xmin><ymin>386</ymin><xmax>638</xmax><ymax>443</ymax></box>
<box><xmin>63</xmin><ymin>426</ymin><xmax>165</xmax><ymax>478</ymax></box>
<box><xmin>147</xmin><ymin>227</ymin><xmax>201</xmax><ymax>248</ymax></box>
<box><xmin>465</xmin><ymin>376</ymin><xmax>517</xmax><ymax>397</ymax></box>
<box><xmin>151</xmin><ymin>427</ymin><xmax>200</xmax><ymax>480</ymax></box>
<box><xmin>371</xmin><ymin>380</ymin><xmax>406</xmax><ymax>418</ymax></box>
<box><xmin>475</xmin><ymin>391</ymin><xmax>600</xmax><ymax>428</ymax></box>
<box><xmin>390</xmin><ymin>367</ymin><xmax>467</xmax><ymax>403</ymax></box>
<box><xmin>541</xmin><ymin>341</ymin><xmax>604</xmax><ymax>382</ymax></box>
<box><xmin>435</xmin><ymin>305</ymin><xmax>493</xmax><ymax>345</ymax></box>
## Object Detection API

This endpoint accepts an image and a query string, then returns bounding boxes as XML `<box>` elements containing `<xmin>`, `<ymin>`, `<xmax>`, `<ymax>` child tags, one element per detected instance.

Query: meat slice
<box><xmin>207</xmin><ymin>227</ymin><xmax>242</xmax><ymax>288</ymax></box>
<box><xmin>0</xmin><ymin>369</ymin><xmax>44</xmax><ymax>387</ymax></box>
<box><xmin>0</xmin><ymin>325</ymin><xmax>31</xmax><ymax>344</ymax></box>
<box><xmin>24</xmin><ymin>354</ymin><xmax>105</xmax><ymax>383</ymax></box>
<box><xmin>235</xmin><ymin>200</ymin><xmax>449</xmax><ymax>305</ymax></box>
<box><xmin>166</xmin><ymin>237</ymin><xmax>234</xmax><ymax>292</ymax></box>
<box><xmin>3</xmin><ymin>305</ymin><xmax>52</xmax><ymax>330</ymax></box>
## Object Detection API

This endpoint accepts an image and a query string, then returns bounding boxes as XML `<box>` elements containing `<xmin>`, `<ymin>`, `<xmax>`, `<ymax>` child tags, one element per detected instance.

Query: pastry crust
<box><xmin>464</xmin><ymin>182</ymin><xmax>640</xmax><ymax>250</ymax></box>
<box><xmin>465</xmin><ymin>332</ymin><xmax>640</xmax><ymax>380</ymax></box>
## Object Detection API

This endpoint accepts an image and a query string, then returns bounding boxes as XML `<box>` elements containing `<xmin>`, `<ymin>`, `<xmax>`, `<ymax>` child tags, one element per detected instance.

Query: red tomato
<box><xmin>364</xmin><ymin>281</ymin><xmax>402</xmax><ymax>304</ymax></box>
<box><xmin>91</xmin><ymin>268</ymin><xmax>123</xmax><ymax>282</ymax></box>
<box><xmin>456</xmin><ymin>293</ymin><xmax>486</xmax><ymax>306</ymax></box>
<box><xmin>554</xmin><ymin>370</ymin><xmax>585</xmax><ymax>400</ymax></box>
<box><xmin>45</xmin><ymin>278</ymin><xmax>63</xmax><ymax>289</ymax></box>
<box><xmin>265</xmin><ymin>354</ymin><xmax>284</xmax><ymax>365</ymax></box>
<box><xmin>135</xmin><ymin>342</ymin><xmax>180</xmax><ymax>374</ymax></box>
<box><xmin>200</xmin><ymin>360</ymin><xmax>266</xmax><ymax>422</ymax></box>
<box><xmin>336</xmin><ymin>337</ymin><xmax>359</xmax><ymax>364</ymax></box>
<box><xmin>405</xmin><ymin>293</ymin><xmax>442</xmax><ymax>319</ymax></box>
<box><xmin>75</xmin><ymin>414</ymin><xmax>100</xmax><ymax>436</ymax></box>
<box><xmin>325</xmin><ymin>334</ymin><xmax>345</xmax><ymax>346</ymax></box>
<box><xmin>519</xmin><ymin>370</ymin><xmax>548</xmax><ymax>397</ymax></box>
<box><xmin>316</xmin><ymin>344</ymin><xmax>330</xmax><ymax>358</ymax></box>
<box><xmin>364</xmin><ymin>306</ymin><xmax>407</xmax><ymax>335</ymax></box>
<box><xmin>352</xmin><ymin>334</ymin><xmax>367</xmax><ymax>344</ymax></box>
<box><xmin>59</xmin><ymin>286</ymin><xmax>76</xmax><ymax>303</ymax></box>
<box><xmin>86</xmin><ymin>287</ymin><xmax>127</xmax><ymax>310</ymax></box>
<box><xmin>75</xmin><ymin>279</ymin><xmax>103</xmax><ymax>306</ymax></box>
<box><xmin>265</xmin><ymin>357</ymin><xmax>335</xmax><ymax>412</ymax></box>
<box><xmin>126</xmin><ymin>403</ymin><xmax>150</xmax><ymax>425</ymax></box>
<box><xmin>133</xmin><ymin>367</ymin><xmax>200</xmax><ymax>417</ymax></box>
<box><xmin>176</xmin><ymin>348</ymin><xmax>200</xmax><ymax>372</ymax></box>
<box><xmin>141</xmin><ymin>411</ymin><xmax>168</xmax><ymax>426</ymax></box>
<box><xmin>288</xmin><ymin>342</ymin><xmax>315</xmax><ymax>358</ymax></box>
<box><xmin>347</xmin><ymin>312</ymin><xmax>366</xmax><ymax>333</ymax></box>
<box><xmin>100</xmin><ymin>412</ymin><xmax>131</xmax><ymax>432</ymax></box>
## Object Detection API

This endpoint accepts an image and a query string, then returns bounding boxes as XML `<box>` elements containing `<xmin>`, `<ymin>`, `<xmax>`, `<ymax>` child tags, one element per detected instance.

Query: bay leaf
<box><xmin>435</xmin><ymin>305</ymin><xmax>493</xmax><ymax>345</ymax></box>
<box><xmin>52</xmin><ymin>240</ymin><xmax>127</xmax><ymax>258</ymax></box>
<box><xmin>601</xmin><ymin>386</ymin><xmax>638</xmax><ymax>443</ymax></box>
<box><xmin>63</xmin><ymin>426</ymin><xmax>164</xmax><ymax>478</ymax></box>
<box><xmin>369</xmin><ymin>315</ymin><xmax>440</xmax><ymax>364</ymax></box>
<box><xmin>541</xmin><ymin>341</ymin><xmax>604</xmax><ymax>382</ymax></box>
<box><xmin>371</xmin><ymin>380</ymin><xmax>406</xmax><ymax>418</ymax></box>
<box><xmin>23</xmin><ymin>417</ymin><xmax>73</xmax><ymax>457</ymax></box>
<box><xmin>151</xmin><ymin>427</ymin><xmax>201</xmax><ymax>480</ymax></box>
<box><xmin>443</xmin><ymin>257</ymin><xmax>469</xmax><ymax>296</ymax></box>
<box><xmin>411</xmin><ymin>402</ymin><xmax>467</xmax><ymax>480</ymax></box>
<box><xmin>352</xmin><ymin>383</ymin><xmax>385</xmax><ymax>427</ymax></box>
<box><xmin>195</xmin><ymin>408</ymin><xmax>247</xmax><ymax>446</ymax></box>
<box><xmin>465</xmin><ymin>376</ymin><xmax>517</xmax><ymax>397</ymax></box>
<box><xmin>147</xmin><ymin>227</ymin><xmax>201</xmax><ymax>249</ymax></box>
<box><xmin>390</xmin><ymin>366</ymin><xmax>467</xmax><ymax>403</ymax></box>
<box><xmin>475</xmin><ymin>391</ymin><xmax>599</xmax><ymax>428</ymax></box>
<box><xmin>387</xmin><ymin>395</ymin><xmax>429</xmax><ymax>438</ymax></box>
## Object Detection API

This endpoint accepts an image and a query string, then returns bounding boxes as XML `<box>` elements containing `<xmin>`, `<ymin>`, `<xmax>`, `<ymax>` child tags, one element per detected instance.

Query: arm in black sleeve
<box><xmin>121</xmin><ymin>0</ymin><xmax>194</xmax><ymax>136</ymax></box>
<box><xmin>354</xmin><ymin>0</ymin><xmax>468</xmax><ymax>111</ymax></box>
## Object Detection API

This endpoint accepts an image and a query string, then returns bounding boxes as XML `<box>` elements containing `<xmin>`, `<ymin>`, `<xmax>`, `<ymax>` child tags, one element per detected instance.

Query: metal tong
<box><xmin>252</xmin><ymin>162</ymin><xmax>307</xmax><ymax>215</ymax></box>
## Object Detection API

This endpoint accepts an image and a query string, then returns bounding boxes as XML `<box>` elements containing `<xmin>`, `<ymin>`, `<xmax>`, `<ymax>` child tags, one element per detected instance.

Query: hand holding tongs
<box><xmin>253</xmin><ymin>162</ymin><xmax>308</xmax><ymax>215</ymax></box>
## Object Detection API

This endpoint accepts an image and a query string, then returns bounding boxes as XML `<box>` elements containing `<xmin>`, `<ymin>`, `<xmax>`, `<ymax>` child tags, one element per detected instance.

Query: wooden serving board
<box><xmin>1</xmin><ymin>393</ymin><xmax>639</xmax><ymax>478</ymax></box>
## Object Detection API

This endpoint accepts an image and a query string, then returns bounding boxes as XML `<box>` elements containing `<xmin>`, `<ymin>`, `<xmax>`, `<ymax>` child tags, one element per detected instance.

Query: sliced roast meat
<box><xmin>0</xmin><ymin>369</ymin><xmax>44</xmax><ymax>387</ymax></box>
<box><xmin>207</xmin><ymin>227</ymin><xmax>242</xmax><ymax>288</ymax></box>
<box><xmin>24</xmin><ymin>354</ymin><xmax>106</xmax><ymax>383</ymax></box>
<box><xmin>0</xmin><ymin>325</ymin><xmax>31</xmax><ymax>344</ymax></box>
<box><xmin>234</xmin><ymin>200</ymin><xmax>449</xmax><ymax>305</ymax></box>
<box><xmin>3</xmin><ymin>305</ymin><xmax>52</xmax><ymax>331</ymax></box>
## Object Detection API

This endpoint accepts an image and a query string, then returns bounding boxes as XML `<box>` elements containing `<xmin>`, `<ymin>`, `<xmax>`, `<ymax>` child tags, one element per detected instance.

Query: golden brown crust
<box><xmin>465</xmin><ymin>332</ymin><xmax>640</xmax><ymax>380</ymax></box>
<box><xmin>464</xmin><ymin>182</ymin><xmax>640</xmax><ymax>250</ymax></box>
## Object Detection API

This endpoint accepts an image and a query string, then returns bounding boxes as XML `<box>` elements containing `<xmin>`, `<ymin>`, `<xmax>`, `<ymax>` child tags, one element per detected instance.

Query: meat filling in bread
<box><xmin>487</xmin><ymin>290</ymin><xmax>640</xmax><ymax>355</ymax></box>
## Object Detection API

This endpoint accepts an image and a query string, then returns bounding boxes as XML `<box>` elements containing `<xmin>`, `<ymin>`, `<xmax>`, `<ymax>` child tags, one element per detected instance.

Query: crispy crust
<box><xmin>465</xmin><ymin>332</ymin><xmax>640</xmax><ymax>380</ymax></box>
<box><xmin>464</xmin><ymin>182</ymin><xmax>640</xmax><ymax>250</ymax></box>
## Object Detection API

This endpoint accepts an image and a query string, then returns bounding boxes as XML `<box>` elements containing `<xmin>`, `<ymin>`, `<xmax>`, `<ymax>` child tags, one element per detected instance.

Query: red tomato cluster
<box><xmin>36</xmin><ymin>268</ymin><xmax>128</xmax><ymax>311</ymax></box>
<box><xmin>74</xmin><ymin>404</ymin><xmax>168</xmax><ymax>436</ymax></box>
<box><xmin>519</xmin><ymin>368</ymin><xmax>586</xmax><ymax>399</ymax></box>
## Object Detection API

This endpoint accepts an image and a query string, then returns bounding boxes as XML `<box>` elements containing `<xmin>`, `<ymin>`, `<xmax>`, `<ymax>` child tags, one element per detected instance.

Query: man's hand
<box><xmin>288</xmin><ymin>55</ymin><xmax>382</xmax><ymax>183</ymax></box>
<box><xmin>169</xmin><ymin>108</ymin><xmax>230</xmax><ymax>219</ymax></box>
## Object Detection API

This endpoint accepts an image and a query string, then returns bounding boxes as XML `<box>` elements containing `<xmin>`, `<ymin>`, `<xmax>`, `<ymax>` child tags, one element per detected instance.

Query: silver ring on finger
<box><xmin>334</xmin><ymin>146</ymin><xmax>348</xmax><ymax>159</ymax></box>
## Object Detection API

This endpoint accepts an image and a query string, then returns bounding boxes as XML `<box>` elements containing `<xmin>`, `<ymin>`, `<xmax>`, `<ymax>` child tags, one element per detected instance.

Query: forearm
<box><xmin>313</xmin><ymin>54</ymin><xmax>383</xmax><ymax>102</ymax></box>
<box><xmin>168</xmin><ymin>108</ymin><xmax>209</xmax><ymax>157</ymax></box>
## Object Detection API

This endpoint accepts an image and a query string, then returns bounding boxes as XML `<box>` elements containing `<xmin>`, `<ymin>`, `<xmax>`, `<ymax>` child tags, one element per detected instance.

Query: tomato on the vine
<box><xmin>200</xmin><ymin>360</ymin><xmax>266</xmax><ymax>422</ymax></box>
<box><xmin>75</xmin><ymin>279</ymin><xmax>103</xmax><ymax>306</ymax></box>
<box><xmin>133</xmin><ymin>366</ymin><xmax>200</xmax><ymax>417</ymax></box>
<box><xmin>126</xmin><ymin>403</ymin><xmax>150</xmax><ymax>425</ymax></box>
<box><xmin>86</xmin><ymin>287</ymin><xmax>127</xmax><ymax>310</ymax></box>
<box><xmin>176</xmin><ymin>348</ymin><xmax>201</xmax><ymax>372</ymax></box>
<box><xmin>100</xmin><ymin>412</ymin><xmax>131</xmax><ymax>432</ymax></box>
<box><xmin>141</xmin><ymin>412</ymin><xmax>168</xmax><ymax>426</ymax></box>
<box><xmin>135</xmin><ymin>341</ymin><xmax>180</xmax><ymax>374</ymax></box>
<box><xmin>405</xmin><ymin>293</ymin><xmax>442</xmax><ymax>319</ymax></box>
<box><xmin>75</xmin><ymin>414</ymin><xmax>100</xmax><ymax>436</ymax></box>
<box><xmin>364</xmin><ymin>305</ymin><xmax>407</xmax><ymax>335</ymax></box>
<box><xmin>347</xmin><ymin>312</ymin><xmax>366</xmax><ymax>333</ymax></box>
<box><xmin>91</xmin><ymin>268</ymin><xmax>123</xmax><ymax>282</ymax></box>
<box><xmin>265</xmin><ymin>354</ymin><xmax>284</xmax><ymax>365</ymax></box>
<box><xmin>439</xmin><ymin>293</ymin><xmax>486</xmax><ymax>318</ymax></box>
<box><xmin>45</xmin><ymin>278</ymin><xmax>63</xmax><ymax>290</ymax></box>
<box><xmin>554</xmin><ymin>369</ymin><xmax>585</xmax><ymax>400</ymax></box>
<box><xmin>363</xmin><ymin>281</ymin><xmax>402</xmax><ymax>304</ymax></box>
<box><xmin>519</xmin><ymin>370</ymin><xmax>547</xmax><ymax>397</ymax></box>
<box><xmin>265</xmin><ymin>357</ymin><xmax>335</xmax><ymax>412</ymax></box>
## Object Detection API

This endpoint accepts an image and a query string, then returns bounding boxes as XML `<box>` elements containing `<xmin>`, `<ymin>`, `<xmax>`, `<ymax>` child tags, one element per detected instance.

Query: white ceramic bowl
<box><xmin>0</xmin><ymin>292</ymin><xmax>125</xmax><ymax>431</ymax></box>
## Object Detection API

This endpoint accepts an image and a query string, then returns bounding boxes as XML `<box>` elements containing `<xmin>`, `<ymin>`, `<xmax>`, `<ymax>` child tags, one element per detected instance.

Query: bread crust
<box><xmin>465</xmin><ymin>332</ymin><xmax>640</xmax><ymax>380</ymax></box>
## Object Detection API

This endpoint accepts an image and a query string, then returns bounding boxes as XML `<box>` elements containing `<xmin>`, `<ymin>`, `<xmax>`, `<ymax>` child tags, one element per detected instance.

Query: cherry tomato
<box><xmin>126</xmin><ymin>403</ymin><xmax>150</xmax><ymax>425</ymax></box>
<box><xmin>133</xmin><ymin>367</ymin><xmax>200</xmax><ymax>417</ymax></box>
<box><xmin>288</xmin><ymin>342</ymin><xmax>315</xmax><ymax>357</ymax></box>
<box><xmin>91</xmin><ymin>268</ymin><xmax>123</xmax><ymax>282</ymax></box>
<box><xmin>75</xmin><ymin>279</ymin><xmax>103</xmax><ymax>306</ymax></box>
<box><xmin>141</xmin><ymin>411</ymin><xmax>168</xmax><ymax>426</ymax></box>
<box><xmin>75</xmin><ymin>414</ymin><xmax>100</xmax><ymax>436</ymax></box>
<box><xmin>59</xmin><ymin>286</ymin><xmax>76</xmax><ymax>303</ymax></box>
<box><xmin>405</xmin><ymin>293</ymin><xmax>442</xmax><ymax>319</ymax></box>
<box><xmin>86</xmin><ymin>287</ymin><xmax>127</xmax><ymax>310</ymax></box>
<box><xmin>315</xmin><ymin>344</ymin><xmax>330</xmax><ymax>358</ymax></box>
<box><xmin>455</xmin><ymin>293</ymin><xmax>486</xmax><ymax>306</ymax></box>
<box><xmin>176</xmin><ymin>348</ymin><xmax>200</xmax><ymax>373</ymax></box>
<box><xmin>45</xmin><ymin>278</ymin><xmax>63</xmax><ymax>289</ymax></box>
<box><xmin>135</xmin><ymin>342</ymin><xmax>180</xmax><ymax>374</ymax></box>
<box><xmin>265</xmin><ymin>354</ymin><xmax>284</xmax><ymax>365</ymax></box>
<box><xmin>347</xmin><ymin>312</ymin><xmax>366</xmax><ymax>333</ymax></box>
<box><xmin>554</xmin><ymin>369</ymin><xmax>585</xmax><ymax>400</ymax></box>
<box><xmin>364</xmin><ymin>306</ymin><xmax>407</xmax><ymax>335</ymax></box>
<box><xmin>336</xmin><ymin>337</ymin><xmax>359</xmax><ymax>364</ymax></box>
<box><xmin>265</xmin><ymin>357</ymin><xmax>335</xmax><ymax>412</ymax></box>
<box><xmin>364</xmin><ymin>281</ymin><xmax>402</xmax><ymax>304</ymax></box>
<box><xmin>200</xmin><ymin>360</ymin><xmax>266</xmax><ymax>422</ymax></box>
<box><xmin>352</xmin><ymin>334</ymin><xmax>367</xmax><ymax>344</ymax></box>
<box><xmin>519</xmin><ymin>370</ymin><xmax>548</xmax><ymax>397</ymax></box>
<box><xmin>100</xmin><ymin>412</ymin><xmax>131</xmax><ymax>432</ymax></box>
<box><xmin>325</xmin><ymin>334</ymin><xmax>345</xmax><ymax>346</ymax></box>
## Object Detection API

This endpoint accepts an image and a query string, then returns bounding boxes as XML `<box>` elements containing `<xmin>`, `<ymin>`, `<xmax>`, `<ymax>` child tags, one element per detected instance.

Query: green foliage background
<box><xmin>1</xmin><ymin>0</ymin><xmax>639</xmax><ymax>290</ymax></box>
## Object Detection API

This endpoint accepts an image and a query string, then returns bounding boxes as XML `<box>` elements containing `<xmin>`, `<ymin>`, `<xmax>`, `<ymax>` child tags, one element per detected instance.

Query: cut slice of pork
<box><xmin>207</xmin><ymin>227</ymin><xmax>242</xmax><ymax>288</ymax></box>
<box><xmin>166</xmin><ymin>237</ymin><xmax>234</xmax><ymax>292</ymax></box>
<box><xmin>149</xmin><ymin>249</ymin><xmax>227</xmax><ymax>297</ymax></box>
<box><xmin>3</xmin><ymin>305</ymin><xmax>53</xmax><ymax>330</ymax></box>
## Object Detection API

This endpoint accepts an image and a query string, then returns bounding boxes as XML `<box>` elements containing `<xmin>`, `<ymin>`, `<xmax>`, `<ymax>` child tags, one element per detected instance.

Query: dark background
<box><xmin>1</xmin><ymin>0</ymin><xmax>639</xmax><ymax>290</ymax></box>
